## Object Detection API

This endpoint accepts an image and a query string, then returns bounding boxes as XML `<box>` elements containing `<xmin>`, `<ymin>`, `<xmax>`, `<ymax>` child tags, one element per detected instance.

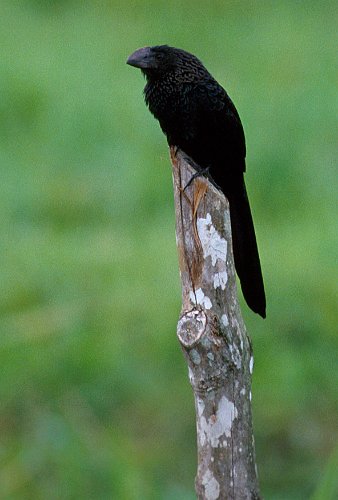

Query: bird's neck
<box><xmin>144</xmin><ymin>76</ymin><xmax>178</xmax><ymax>116</ymax></box>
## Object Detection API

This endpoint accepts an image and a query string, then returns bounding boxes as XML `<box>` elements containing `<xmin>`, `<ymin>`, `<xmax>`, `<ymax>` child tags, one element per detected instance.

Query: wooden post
<box><xmin>170</xmin><ymin>148</ymin><xmax>261</xmax><ymax>499</ymax></box>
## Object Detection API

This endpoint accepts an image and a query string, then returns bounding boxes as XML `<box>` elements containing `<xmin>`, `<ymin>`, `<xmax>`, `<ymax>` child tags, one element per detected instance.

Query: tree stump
<box><xmin>170</xmin><ymin>147</ymin><xmax>261</xmax><ymax>500</ymax></box>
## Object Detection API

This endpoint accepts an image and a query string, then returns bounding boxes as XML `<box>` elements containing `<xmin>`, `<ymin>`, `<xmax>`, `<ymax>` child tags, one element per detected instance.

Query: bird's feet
<box><xmin>184</xmin><ymin>166</ymin><xmax>210</xmax><ymax>191</ymax></box>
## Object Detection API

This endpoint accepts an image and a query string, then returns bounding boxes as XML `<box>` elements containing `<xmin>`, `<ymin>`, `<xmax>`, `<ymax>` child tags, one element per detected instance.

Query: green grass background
<box><xmin>0</xmin><ymin>1</ymin><xmax>337</xmax><ymax>498</ymax></box>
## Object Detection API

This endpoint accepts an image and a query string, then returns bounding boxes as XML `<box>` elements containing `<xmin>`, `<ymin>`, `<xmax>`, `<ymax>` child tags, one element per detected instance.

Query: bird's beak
<box><xmin>126</xmin><ymin>47</ymin><xmax>155</xmax><ymax>69</ymax></box>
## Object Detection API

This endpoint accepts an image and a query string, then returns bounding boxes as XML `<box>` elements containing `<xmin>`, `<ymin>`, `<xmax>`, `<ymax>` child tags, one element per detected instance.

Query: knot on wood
<box><xmin>177</xmin><ymin>309</ymin><xmax>207</xmax><ymax>348</ymax></box>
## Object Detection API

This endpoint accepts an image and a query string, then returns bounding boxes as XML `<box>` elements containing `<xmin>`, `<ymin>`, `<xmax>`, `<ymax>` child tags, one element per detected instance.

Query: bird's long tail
<box><xmin>227</xmin><ymin>179</ymin><xmax>266</xmax><ymax>318</ymax></box>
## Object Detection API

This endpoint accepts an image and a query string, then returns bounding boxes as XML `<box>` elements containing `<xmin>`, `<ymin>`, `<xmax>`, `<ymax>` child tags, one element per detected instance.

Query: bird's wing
<box><xmin>161</xmin><ymin>81</ymin><xmax>247</xmax><ymax>178</ymax></box>
<box><xmin>192</xmin><ymin>82</ymin><xmax>247</xmax><ymax>174</ymax></box>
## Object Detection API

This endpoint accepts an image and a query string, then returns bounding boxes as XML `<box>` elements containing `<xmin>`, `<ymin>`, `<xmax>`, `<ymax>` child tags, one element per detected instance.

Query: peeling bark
<box><xmin>170</xmin><ymin>148</ymin><xmax>261</xmax><ymax>500</ymax></box>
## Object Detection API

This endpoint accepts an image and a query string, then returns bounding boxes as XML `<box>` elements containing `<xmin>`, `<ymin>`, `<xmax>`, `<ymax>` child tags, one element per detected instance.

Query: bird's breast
<box><xmin>145</xmin><ymin>80</ymin><xmax>197</xmax><ymax>144</ymax></box>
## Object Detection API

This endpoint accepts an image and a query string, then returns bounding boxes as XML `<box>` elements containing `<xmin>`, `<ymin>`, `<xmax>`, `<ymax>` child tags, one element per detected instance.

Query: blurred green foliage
<box><xmin>0</xmin><ymin>0</ymin><xmax>337</xmax><ymax>498</ymax></box>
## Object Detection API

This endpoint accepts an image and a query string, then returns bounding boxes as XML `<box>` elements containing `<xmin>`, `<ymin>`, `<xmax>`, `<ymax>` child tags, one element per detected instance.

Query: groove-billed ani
<box><xmin>127</xmin><ymin>45</ymin><xmax>266</xmax><ymax>318</ymax></box>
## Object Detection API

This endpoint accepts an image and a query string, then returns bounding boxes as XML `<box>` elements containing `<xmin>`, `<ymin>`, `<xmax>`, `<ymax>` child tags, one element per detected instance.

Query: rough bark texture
<box><xmin>170</xmin><ymin>148</ymin><xmax>261</xmax><ymax>500</ymax></box>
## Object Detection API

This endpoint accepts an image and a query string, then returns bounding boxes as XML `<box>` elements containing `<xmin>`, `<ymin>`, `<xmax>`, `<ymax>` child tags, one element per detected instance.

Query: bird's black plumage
<box><xmin>127</xmin><ymin>45</ymin><xmax>266</xmax><ymax>318</ymax></box>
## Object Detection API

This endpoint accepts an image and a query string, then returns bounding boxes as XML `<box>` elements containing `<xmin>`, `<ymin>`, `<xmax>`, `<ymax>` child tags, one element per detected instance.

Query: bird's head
<box><xmin>127</xmin><ymin>45</ymin><xmax>205</xmax><ymax>81</ymax></box>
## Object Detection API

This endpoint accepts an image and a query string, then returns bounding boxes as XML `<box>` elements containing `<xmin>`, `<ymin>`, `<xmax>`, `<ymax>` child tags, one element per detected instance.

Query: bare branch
<box><xmin>170</xmin><ymin>148</ymin><xmax>261</xmax><ymax>500</ymax></box>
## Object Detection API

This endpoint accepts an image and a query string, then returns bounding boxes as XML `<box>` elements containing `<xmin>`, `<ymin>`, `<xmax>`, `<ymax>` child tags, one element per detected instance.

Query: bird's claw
<box><xmin>183</xmin><ymin>166</ymin><xmax>210</xmax><ymax>191</ymax></box>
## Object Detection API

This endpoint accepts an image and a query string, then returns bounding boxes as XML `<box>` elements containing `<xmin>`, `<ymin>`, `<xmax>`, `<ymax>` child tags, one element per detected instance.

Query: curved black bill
<box><xmin>126</xmin><ymin>47</ymin><xmax>154</xmax><ymax>69</ymax></box>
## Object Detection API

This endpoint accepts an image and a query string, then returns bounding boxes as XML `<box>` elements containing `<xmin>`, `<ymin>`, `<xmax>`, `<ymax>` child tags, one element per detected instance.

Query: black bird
<box><xmin>127</xmin><ymin>45</ymin><xmax>266</xmax><ymax>318</ymax></box>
